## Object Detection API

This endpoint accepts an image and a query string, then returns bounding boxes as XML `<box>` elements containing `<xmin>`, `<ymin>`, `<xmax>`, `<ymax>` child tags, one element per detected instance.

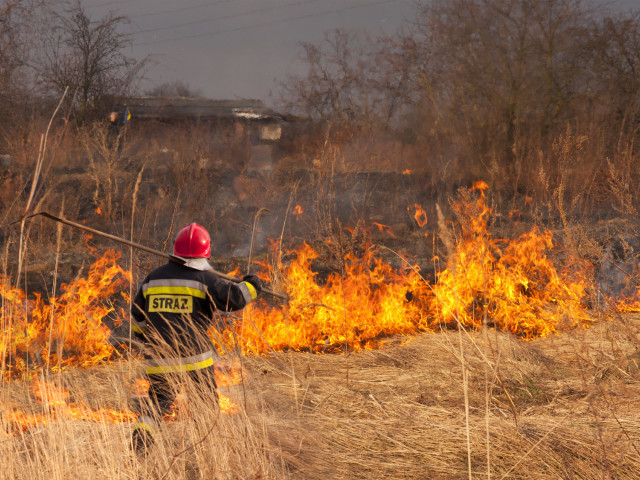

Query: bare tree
<box><xmin>40</xmin><ymin>0</ymin><xmax>146</xmax><ymax>119</ymax></box>
<box><xmin>280</xmin><ymin>0</ymin><xmax>640</xmax><ymax>184</ymax></box>
<box><xmin>0</xmin><ymin>1</ymin><xmax>44</xmax><ymax>100</ymax></box>
<box><xmin>280</xmin><ymin>28</ymin><xmax>424</xmax><ymax>141</ymax></box>
<box><xmin>0</xmin><ymin>0</ymin><xmax>46</xmax><ymax>148</ymax></box>
<box><xmin>280</xmin><ymin>30</ymin><xmax>363</xmax><ymax>123</ymax></box>
<box><xmin>0</xmin><ymin>1</ymin><xmax>27</xmax><ymax>95</ymax></box>
<box><xmin>406</xmin><ymin>1</ymin><xmax>602</xmax><ymax>164</ymax></box>
<box><xmin>588</xmin><ymin>11</ymin><xmax>640</xmax><ymax>125</ymax></box>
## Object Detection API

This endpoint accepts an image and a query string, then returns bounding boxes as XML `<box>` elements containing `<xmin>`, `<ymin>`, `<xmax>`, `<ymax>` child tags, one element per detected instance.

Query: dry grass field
<box><xmin>3</xmin><ymin>311</ymin><xmax>640</xmax><ymax>479</ymax></box>
<box><xmin>2</xmin><ymin>174</ymin><xmax>640</xmax><ymax>479</ymax></box>
<box><xmin>3</xmin><ymin>2</ymin><xmax>640</xmax><ymax>477</ymax></box>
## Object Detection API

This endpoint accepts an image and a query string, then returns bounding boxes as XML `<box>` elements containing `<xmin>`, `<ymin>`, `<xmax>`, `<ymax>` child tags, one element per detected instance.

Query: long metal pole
<box><xmin>23</xmin><ymin>211</ymin><xmax>288</xmax><ymax>301</ymax></box>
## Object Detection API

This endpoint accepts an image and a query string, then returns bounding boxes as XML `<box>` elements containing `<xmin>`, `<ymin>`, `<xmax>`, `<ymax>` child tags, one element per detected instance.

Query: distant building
<box><xmin>111</xmin><ymin>96</ymin><xmax>286</xmax><ymax>171</ymax></box>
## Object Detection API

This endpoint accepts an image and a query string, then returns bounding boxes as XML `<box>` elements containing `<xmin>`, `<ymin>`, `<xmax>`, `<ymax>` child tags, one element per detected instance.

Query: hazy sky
<box><xmin>83</xmin><ymin>0</ymin><xmax>416</xmax><ymax>104</ymax></box>
<box><xmin>82</xmin><ymin>0</ymin><xmax>639</xmax><ymax>105</ymax></box>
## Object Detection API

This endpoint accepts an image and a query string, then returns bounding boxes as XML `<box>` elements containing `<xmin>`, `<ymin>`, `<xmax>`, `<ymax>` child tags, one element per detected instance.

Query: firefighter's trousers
<box><xmin>132</xmin><ymin>364</ymin><xmax>218</xmax><ymax>447</ymax></box>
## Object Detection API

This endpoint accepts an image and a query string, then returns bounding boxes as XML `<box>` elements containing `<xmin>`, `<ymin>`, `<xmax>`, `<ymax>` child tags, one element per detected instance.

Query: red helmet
<box><xmin>173</xmin><ymin>223</ymin><xmax>211</xmax><ymax>258</ymax></box>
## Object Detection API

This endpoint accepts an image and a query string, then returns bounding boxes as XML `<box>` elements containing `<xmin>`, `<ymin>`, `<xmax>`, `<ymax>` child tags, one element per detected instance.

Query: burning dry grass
<box><xmin>1</xmin><ymin>188</ymin><xmax>631</xmax><ymax>381</ymax></box>
<box><xmin>2</xmin><ymin>186</ymin><xmax>640</xmax><ymax>477</ymax></box>
<box><xmin>2</xmin><ymin>315</ymin><xmax>640</xmax><ymax>479</ymax></box>
<box><xmin>221</xmin><ymin>187</ymin><xmax>605</xmax><ymax>362</ymax></box>
<box><xmin>0</xmin><ymin>249</ymin><xmax>130</xmax><ymax>379</ymax></box>
<box><xmin>0</xmin><ymin>359</ymin><xmax>292</xmax><ymax>480</ymax></box>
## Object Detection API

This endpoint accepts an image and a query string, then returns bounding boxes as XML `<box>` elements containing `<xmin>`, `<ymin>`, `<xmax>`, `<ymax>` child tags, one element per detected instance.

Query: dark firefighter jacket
<box><xmin>131</xmin><ymin>260</ymin><xmax>257</xmax><ymax>375</ymax></box>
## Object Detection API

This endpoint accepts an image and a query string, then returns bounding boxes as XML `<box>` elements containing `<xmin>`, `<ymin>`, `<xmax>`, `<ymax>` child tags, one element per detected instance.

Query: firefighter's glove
<box><xmin>242</xmin><ymin>274</ymin><xmax>263</xmax><ymax>295</ymax></box>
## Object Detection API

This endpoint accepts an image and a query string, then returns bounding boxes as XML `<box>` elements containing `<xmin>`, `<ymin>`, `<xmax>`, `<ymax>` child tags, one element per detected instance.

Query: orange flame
<box><xmin>431</xmin><ymin>195</ymin><xmax>594</xmax><ymax>339</ymax></box>
<box><xmin>219</xmin><ymin>393</ymin><xmax>238</xmax><ymax>414</ymax></box>
<box><xmin>2</xmin><ymin>380</ymin><xmax>137</xmax><ymax>432</ymax></box>
<box><xmin>161</xmin><ymin>389</ymin><xmax>238</xmax><ymax>418</ymax></box>
<box><xmin>402</xmin><ymin>169</ymin><xmax>412</xmax><ymax>175</ymax></box>
<box><xmin>214</xmin><ymin>362</ymin><xmax>245</xmax><ymax>387</ymax></box>
<box><xmin>2</xmin><ymin>376</ymin><xmax>240</xmax><ymax>433</ymax></box>
<box><xmin>4</xmin><ymin>188</ymin><xmax>608</xmax><ymax>375</ymax></box>
<box><xmin>219</xmin><ymin>190</ymin><xmax>600</xmax><ymax>350</ymax></box>
<box><xmin>126</xmin><ymin>377</ymin><xmax>150</xmax><ymax>398</ymax></box>
<box><xmin>293</xmin><ymin>205</ymin><xmax>303</xmax><ymax>215</ymax></box>
<box><xmin>215</xmin><ymin>244</ymin><xmax>432</xmax><ymax>354</ymax></box>
<box><xmin>131</xmin><ymin>369</ymin><xmax>240</xmax><ymax>423</ymax></box>
<box><xmin>410</xmin><ymin>204</ymin><xmax>428</xmax><ymax>228</ymax></box>
<box><xmin>0</xmin><ymin>250</ymin><xmax>130</xmax><ymax>380</ymax></box>
<box><xmin>226</xmin><ymin>266</ymin><xmax>242</xmax><ymax>278</ymax></box>
<box><xmin>372</xmin><ymin>222</ymin><xmax>396</xmax><ymax>238</ymax></box>
<box><xmin>472</xmin><ymin>180</ymin><xmax>490</xmax><ymax>193</ymax></box>
<box><xmin>615</xmin><ymin>286</ymin><xmax>640</xmax><ymax>312</ymax></box>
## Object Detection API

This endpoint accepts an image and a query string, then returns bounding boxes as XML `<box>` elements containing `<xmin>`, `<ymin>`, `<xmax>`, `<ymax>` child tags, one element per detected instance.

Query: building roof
<box><xmin>113</xmin><ymin>96</ymin><xmax>283</xmax><ymax>121</ymax></box>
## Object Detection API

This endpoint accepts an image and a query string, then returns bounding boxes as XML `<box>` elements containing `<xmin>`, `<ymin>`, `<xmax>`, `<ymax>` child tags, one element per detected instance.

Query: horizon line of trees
<box><xmin>279</xmin><ymin>0</ymin><xmax>640</xmax><ymax>172</ymax></box>
<box><xmin>1</xmin><ymin>0</ymin><xmax>640</xmax><ymax>201</ymax></box>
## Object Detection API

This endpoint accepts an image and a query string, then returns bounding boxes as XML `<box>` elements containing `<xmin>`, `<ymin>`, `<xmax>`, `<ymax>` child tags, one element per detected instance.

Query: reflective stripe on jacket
<box><xmin>133</xmin><ymin>415</ymin><xmax>157</xmax><ymax>434</ymax></box>
<box><xmin>145</xmin><ymin>350</ymin><xmax>215</xmax><ymax>375</ymax></box>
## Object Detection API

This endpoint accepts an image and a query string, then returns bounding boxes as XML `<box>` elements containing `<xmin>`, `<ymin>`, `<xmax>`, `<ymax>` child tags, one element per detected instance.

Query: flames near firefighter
<box><xmin>0</xmin><ymin>250</ymin><xmax>130</xmax><ymax>380</ymax></box>
<box><xmin>1</xmin><ymin>191</ymin><xmax>639</xmax><ymax>433</ymax></box>
<box><xmin>4</xmin><ymin>380</ymin><xmax>137</xmax><ymax>432</ymax></box>
<box><xmin>3</xmin><ymin>366</ymin><xmax>242</xmax><ymax>433</ymax></box>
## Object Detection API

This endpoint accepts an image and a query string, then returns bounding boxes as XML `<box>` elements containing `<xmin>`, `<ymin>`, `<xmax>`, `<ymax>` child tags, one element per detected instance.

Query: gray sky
<box><xmin>82</xmin><ymin>0</ymin><xmax>639</xmax><ymax>105</ymax></box>
<box><xmin>83</xmin><ymin>0</ymin><xmax>416</xmax><ymax>104</ymax></box>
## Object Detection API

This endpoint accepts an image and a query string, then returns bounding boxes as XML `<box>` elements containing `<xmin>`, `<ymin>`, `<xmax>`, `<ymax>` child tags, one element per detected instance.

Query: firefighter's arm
<box><xmin>240</xmin><ymin>274</ymin><xmax>263</xmax><ymax>302</ymax></box>
<box><xmin>208</xmin><ymin>274</ymin><xmax>262</xmax><ymax>311</ymax></box>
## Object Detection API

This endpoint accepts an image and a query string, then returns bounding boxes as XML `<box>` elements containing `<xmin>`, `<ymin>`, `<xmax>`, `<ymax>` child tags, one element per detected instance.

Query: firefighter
<box><xmin>130</xmin><ymin>222</ymin><xmax>262</xmax><ymax>453</ymax></box>
<box><xmin>107</xmin><ymin>111</ymin><xmax>121</xmax><ymax>151</ymax></box>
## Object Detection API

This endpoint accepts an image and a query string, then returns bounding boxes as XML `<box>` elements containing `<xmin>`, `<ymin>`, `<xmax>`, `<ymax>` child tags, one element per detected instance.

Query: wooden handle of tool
<box><xmin>27</xmin><ymin>211</ymin><xmax>289</xmax><ymax>301</ymax></box>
